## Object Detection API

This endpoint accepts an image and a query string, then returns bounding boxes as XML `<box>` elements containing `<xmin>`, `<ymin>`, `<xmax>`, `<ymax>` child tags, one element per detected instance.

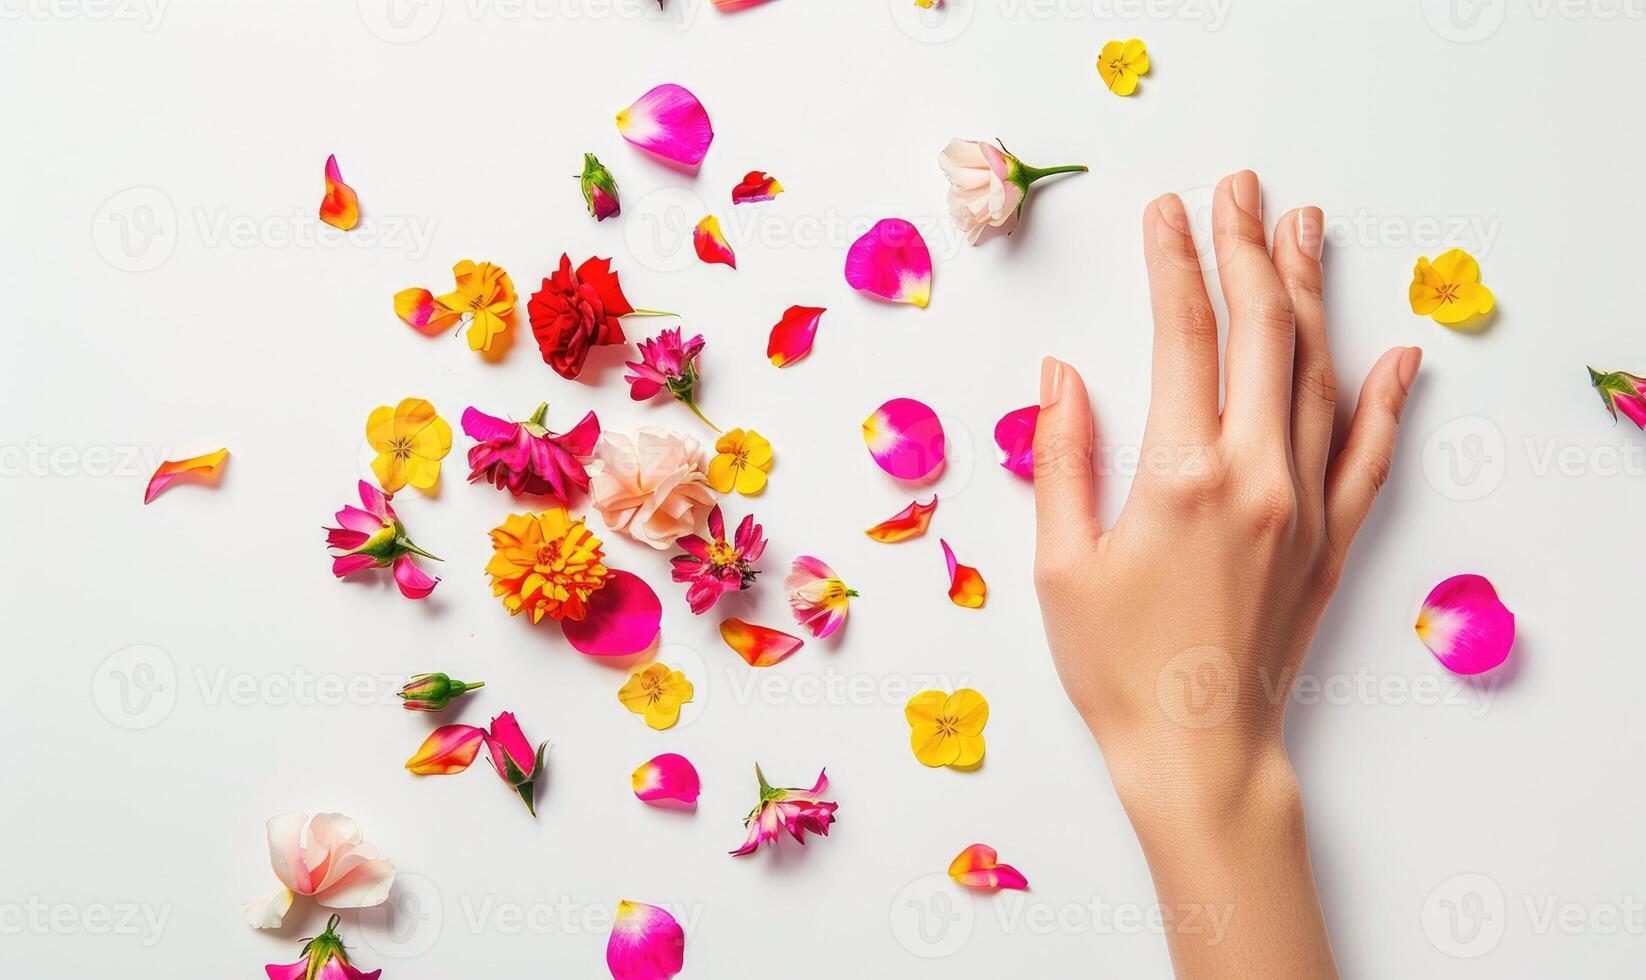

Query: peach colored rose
<box><xmin>242</xmin><ymin>811</ymin><xmax>396</xmax><ymax>929</ymax></box>
<box><xmin>587</xmin><ymin>427</ymin><xmax>716</xmax><ymax>550</ymax></box>
<box><xmin>940</xmin><ymin>139</ymin><xmax>1024</xmax><ymax>243</ymax></box>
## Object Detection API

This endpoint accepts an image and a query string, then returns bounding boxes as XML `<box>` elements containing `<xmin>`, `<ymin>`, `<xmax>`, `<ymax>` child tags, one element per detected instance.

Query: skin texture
<box><xmin>1033</xmin><ymin>170</ymin><xmax>1422</xmax><ymax>980</ymax></box>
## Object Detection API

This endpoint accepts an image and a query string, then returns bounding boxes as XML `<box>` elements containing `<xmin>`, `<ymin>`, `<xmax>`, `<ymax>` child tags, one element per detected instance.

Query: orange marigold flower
<box><xmin>486</xmin><ymin>509</ymin><xmax>611</xmax><ymax>623</ymax></box>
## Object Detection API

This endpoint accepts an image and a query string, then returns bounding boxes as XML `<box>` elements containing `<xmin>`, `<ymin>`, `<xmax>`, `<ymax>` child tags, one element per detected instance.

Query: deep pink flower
<box><xmin>405</xmin><ymin>711</ymin><xmax>549</xmax><ymax>816</ymax></box>
<box><xmin>625</xmin><ymin>327</ymin><xmax>717</xmax><ymax>428</ymax></box>
<box><xmin>1589</xmin><ymin>366</ymin><xmax>1646</xmax><ymax>428</ymax></box>
<box><xmin>323</xmin><ymin>480</ymin><xmax>440</xmax><ymax>599</ymax></box>
<box><xmin>265</xmin><ymin>915</ymin><xmax>381</xmax><ymax>980</ymax></box>
<box><xmin>462</xmin><ymin>403</ymin><xmax>599</xmax><ymax>501</ymax></box>
<box><xmin>730</xmin><ymin>765</ymin><xmax>837</xmax><ymax>857</ymax></box>
<box><xmin>669</xmin><ymin>504</ymin><xmax>766</xmax><ymax>614</ymax></box>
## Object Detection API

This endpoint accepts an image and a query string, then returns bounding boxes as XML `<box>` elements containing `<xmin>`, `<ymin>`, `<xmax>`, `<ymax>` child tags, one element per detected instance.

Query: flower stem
<box><xmin>627</xmin><ymin>308</ymin><xmax>680</xmax><ymax>318</ymax></box>
<box><xmin>1020</xmin><ymin>163</ymin><xmax>1089</xmax><ymax>184</ymax></box>
<box><xmin>682</xmin><ymin>397</ymin><xmax>721</xmax><ymax>432</ymax></box>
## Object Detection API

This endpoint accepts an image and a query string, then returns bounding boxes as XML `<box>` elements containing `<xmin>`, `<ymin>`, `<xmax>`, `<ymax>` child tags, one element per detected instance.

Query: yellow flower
<box><xmin>619</xmin><ymin>663</ymin><xmax>694</xmax><ymax>730</ymax></box>
<box><xmin>367</xmin><ymin>397</ymin><xmax>452</xmax><ymax>493</ymax></box>
<box><xmin>1097</xmin><ymin>38</ymin><xmax>1149</xmax><ymax>96</ymax></box>
<box><xmin>1409</xmin><ymin>248</ymin><xmax>1495</xmax><ymax>326</ymax></box>
<box><xmin>485</xmin><ymin>509</ymin><xmax>610</xmax><ymax>624</ymax></box>
<box><xmin>438</xmin><ymin>260</ymin><xmax>517</xmax><ymax>353</ymax></box>
<box><xmin>905</xmin><ymin>689</ymin><xmax>988</xmax><ymax>769</ymax></box>
<box><xmin>707</xmin><ymin>428</ymin><xmax>773</xmax><ymax>495</ymax></box>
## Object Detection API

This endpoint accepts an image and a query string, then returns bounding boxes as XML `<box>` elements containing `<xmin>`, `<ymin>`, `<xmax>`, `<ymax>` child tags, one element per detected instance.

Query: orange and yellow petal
<box><xmin>941</xmin><ymin>539</ymin><xmax>987</xmax><ymax>608</ymax></box>
<box><xmin>719</xmin><ymin>618</ymin><xmax>804</xmax><ymax>667</ymax></box>
<box><xmin>949</xmin><ymin>844</ymin><xmax>1029</xmax><ymax>890</ymax></box>
<box><xmin>865</xmin><ymin>497</ymin><xmax>938</xmax><ymax>543</ymax></box>
<box><xmin>143</xmin><ymin>448</ymin><xmax>229</xmax><ymax>505</ymax></box>
<box><xmin>319</xmin><ymin>154</ymin><xmax>360</xmax><ymax>232</ymax></box>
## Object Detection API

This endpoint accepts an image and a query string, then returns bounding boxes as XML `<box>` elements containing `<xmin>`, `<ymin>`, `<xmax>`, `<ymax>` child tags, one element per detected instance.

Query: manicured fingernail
<box><xmin>1397</xmin><ymin>346</ymin><xmax>1423</xmax><ymax>392</ymax></box>
<box><xmin>1297</xmin><ymin>207</ymin><xmax>1324</xmax><ymax>260</ymax></box>
<box><xmin>1231</xmin><ymin>170</ymin><xmax>1260</xmax><ymax>219</ymax></box>
<box><xmin>1040</xmin><ymin>357</ymin><xmax>1064</xmax><ymax>408</ymax></box>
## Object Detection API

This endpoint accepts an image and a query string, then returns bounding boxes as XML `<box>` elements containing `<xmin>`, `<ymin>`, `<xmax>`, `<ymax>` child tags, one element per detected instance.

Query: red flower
<box><xmin>528</xmin><ymin>255</ymin><xmax>635</xmax><ymax>380</ymax></box>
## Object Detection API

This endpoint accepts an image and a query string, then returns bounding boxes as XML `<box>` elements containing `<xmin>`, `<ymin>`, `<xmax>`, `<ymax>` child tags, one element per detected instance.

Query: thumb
<box><xmin>1033</xmin><ymin>357</ymin><xmax>1101</xmax><ymax>562</ymax></box>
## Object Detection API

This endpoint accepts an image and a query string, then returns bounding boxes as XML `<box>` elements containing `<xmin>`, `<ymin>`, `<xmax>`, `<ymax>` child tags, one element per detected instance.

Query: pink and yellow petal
<box><xmin>863</xmin><ymin>398</ymin><xmax>946</xmax><ymax>481</ymax></box>
<box><xmin>719</xmin><ymin>618</ymin><xmax>804</xmax><ymax>667</ymax></box>
<box><xmin>405</xmin><ymin>724</ymin><xmax>486</xmax><ymax>774</ymax></box>
<box><xmin>143</xmin><ymin>448</ymin><xmax>229</xmax><ymax>504</ymax></box>
<box><xmin>1416</xmin><ymin>574</ymin><xmax>1514</xmax><ymax>675</ymax></box>
<box><xmin>844</xmin><ymin>218</ymin><xmax>932</xmax><ymax>308</ymax></box>
<box><xmin>941</xmin><ymin>539</ymin><xmax>987</xmax><ymax>609</ymax></box>
<box><xmin>731</xmin><ymin>171</ymin><xmax>784</xmax><ymax>204</ymax></box>
<box><xmin>633</xmin><ymin>753</ymin><xmax>702</xmax><ymax>806</ymax></box>
<box><xmin>865</xmin><ymin>496</ymin><xmax>938</xmax><ymax>543</ymax></box>
<box><xmin>607</xmin><ymin>900</ymin><xmax>686</xmax><ymax>980</ymax></box>
<box><xmin>319</xmin><ymin>154</ymin><xmax>360</xmax><ymax>232</ymax></box>
<box><xmin>616</xmin><ymin>83</ymin><xmax>714</xmax><ymax>168</ymax></box>
<box><xmin>767</xmin><ymin>305</ymin><xmax>825</xmax><ymax>367</ymax></box>
<box><xmin>949</xmin><ymin>844</ymin><xmax>1028</xmax><ymax>890</ymax></box>
<box><xmin>394</xmin><ymin>288</ymin><xmax>458</xmax><ymax>334</ymax></box>
<box><xmin>693</xmin><ymin>215</ymin><xmax>736</xmax><ymax>269</ymax></box>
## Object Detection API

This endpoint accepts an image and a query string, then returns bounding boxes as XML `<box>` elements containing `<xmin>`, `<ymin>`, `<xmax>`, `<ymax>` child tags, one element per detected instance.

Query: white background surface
<box><xmin>4</xmin><ymin>0</ymin><xmax>1645</xmax><ymax>976</ymax></box>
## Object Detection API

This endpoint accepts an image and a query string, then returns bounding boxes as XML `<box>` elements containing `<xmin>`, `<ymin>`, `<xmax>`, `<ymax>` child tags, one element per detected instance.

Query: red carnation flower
<box><xmin>528</xmin><ymin>254</ymin><xmax>635</xmax><ymax>380</ymax></box>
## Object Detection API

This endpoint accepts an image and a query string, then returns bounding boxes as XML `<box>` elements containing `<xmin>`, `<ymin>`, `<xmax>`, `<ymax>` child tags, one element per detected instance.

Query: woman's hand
<box><xmin>1031</xmin><ymin>170</ymin><xmax>1421</xmax><ymax>979</ymax></box>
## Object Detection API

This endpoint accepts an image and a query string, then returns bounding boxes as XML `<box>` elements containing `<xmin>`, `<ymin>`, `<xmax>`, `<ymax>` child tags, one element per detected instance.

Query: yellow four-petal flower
<box><xmin>367</xmin><ymin>397</ymin><xmax>452</xmax><ymax>494</ymax></box>
<box><xmin>1097</xmin><ymin>38</ymin><xmax>1149</xmax><ymax>96</ymax></box>
<box><xmin>708</xmin><ymin>427</ymin><xmax>773</xmax><ymax>495</ymax></box>
<box><xmin>619</xmin><ymin>663</ymin><xmax>695</xmax><ymax>730</ymax></box>
<box><xmin>906</xmin><ymin>688</ymin><xmax>988</xmax><ymax>769</ymax></box>
<box><xmin>1409</xmin><ymin>248</ymin><xmax>1494</xmax><ymax>327</ymax></box>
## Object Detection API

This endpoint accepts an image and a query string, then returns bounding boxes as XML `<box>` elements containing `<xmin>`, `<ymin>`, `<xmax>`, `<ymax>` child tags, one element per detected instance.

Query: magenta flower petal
<box><xmin>862</xmin><ymin>397</ymin><xmax>946</xmax><ymax>481</ymax></box>
<box><xmin>1416</xmin><ymin>574</ymin><xmax>1515</xmax><ymax>675</ymax></box>
<box><xmin>391</xmin><ymin>554</ymin><xmax>438</xmax><ymax>600</ymax></box>
<box><xmin>767</xmin><ymin>305</ymin><xmax>826</xmax><ymax>368</ymax></box>
<box><xmin>617</xmin><ymin>83</ymin><xmax>714</xmax><ymax>168</ymax></box>
<box><xmin>562</xmin><ymin>569</ymin><xmax>663</xmax><ymax>657</ymax></box>
<box><xmin>994</xmin><ymin>405</ymin><xmax>1039</xmax><ymax>479</ymax></box>
<box><xmin>607</xmin><ymin>900</ymin><xmax>686</xmax><ymax>980</ymax></box>
<box><xmin>632</xmin><ymin>753</ymin><xmax>701</xmax><ymax>807</ymax></box>
<box><xmin>844</xmin><ymin>218</ymin><xmax>932</xmax><ymax>308</ymax></box>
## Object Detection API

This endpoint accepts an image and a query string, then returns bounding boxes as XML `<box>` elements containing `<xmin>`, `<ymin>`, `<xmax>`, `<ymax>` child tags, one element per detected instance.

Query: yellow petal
<box><xmin>393</xmin><ymin>398</ymin><xmax>440</xmax><ymax>441</ymax></box>
<box><xmin>466</xmin><ymin>310</ymin><xmax>508</xmax><ymax>352</ymax></box>
<box><xmin>742</xmin><ymin>431</ymin><xmax>773</xmax><ymax>466</ymax></box>
<box><xmin>1099</xmin><ymin>40</ymin><xmax>1124</xmax><ymax>62</ymax></box>
<box><xmin>644</xmin><ymin>701</ymin><xmax>680</xmax><ymax>730</ymax></box>
<box><xmin>1121</xmin><ymin>38</ymin><xmax>1147</xmax><ymax>66</ymax></box>
<box><xmin>715</xmin><ymin>429</ymin><xmax>746</xmax><ymax>455</ymax></box>
<box><xmin>911</xmin><ymin>726</ymin><xmax>961</xmax><ymax>767</ymax></box>
<box><xmin>402</xmin><ymin>455</ymin><xmax>441</xmax><ymax>491</ymax></box>
<box><xmin>669</xmin><ymin>674</ymin><xmax>695</xmax><ymax>704</ymax></box>
<box><xmin>1430</xmin><ymin>248</ymin><xmax>1479</xmax><ymax>285</ymax></box>
<box><xmin>950</xmin><ymin>733</ymin><xmax>986</xmax><ymax>769</ymax></box>
<box><xmin>734</xmin><ymin>464</ymin><xmax>768</xmax><ymax>495</ymax></box>
<box><xmin>366</xmin><ymin>405</ymin><xmax>397</xmax><ymax>452</ymax></box>
<box><xmin>905</xmin><ymin>690</ymin><xmax>948</xmax><ymax>727</ymax></box>
<box><xmin>945</xmin><ymin>688</ymin><xmax>990</xmax><ymax>736</ymax></box>
<box><xmin>372</xmin><ymin>453</ymin><xmax>407</xmax><ymax>493</ymax></box>
<box><xmin>707</xmin><ymin>454</ymin><xmax>738</xmax><ymax>493</ymax></box>
<box><xmin>1111</xmin><ymin>69</ymin><xmax>1140</xmax><ymax>96</ymax></box>
<box><xmin>618</xmin><ymin>676</ymin><xmax>651</xmax><ymax>712</ymax></box>
<box><xmin>1409</xmin><ymin>282</ymin><xmax>1444</xmax><ymax>316</ymax></box>
<box><xmin>408</xmin><ymin>414</ymin><xmax>453</xmax><ymax>460</ymax></box>
<box><xmin>1128</xmin><ymin>51</ymin><xmax>1150</xmax><ymax>75</ymax></box>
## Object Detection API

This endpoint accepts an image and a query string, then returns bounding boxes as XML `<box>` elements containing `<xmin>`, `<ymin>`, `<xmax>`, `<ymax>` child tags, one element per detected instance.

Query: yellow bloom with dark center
<box><xmin>708</xmin><ymin>427</ymin><xmax>773</xmax><ymax>495</ymax></box>
<box><xmin>1409</xmin><ymin>248</ymin><xmax>1495</xmax><ymax>326</ymax></box>
<box><xmin>618</xmin><ymin>662</ymin><xmax>695</xmax><ymax>730</ymax></box>
<box><xmin>905</xmin><ymin>689</ymin><xmax>988</xmax><ymax>768</ymax></box>
<box><xmin>367</xmin><ymin>397</ymin><xmax>452</xmax><ymax>493</ymax></box>
<box><xmin>486</xmin><ymin>509</ymin><xmax>611</xmax><ymax>623</ymax></box>
<box><xmin>438</xmin><ymin>260</ymin><xmax>517</xmax><ymax>353</ymax></box>
<box><xmin>1097</xmin><ymin>38</ymin><xmax>1149</xmax><ymax>96</ymax></box>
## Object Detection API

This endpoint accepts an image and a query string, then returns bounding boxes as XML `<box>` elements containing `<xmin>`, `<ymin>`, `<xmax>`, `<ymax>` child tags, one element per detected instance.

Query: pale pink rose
<box><xmin>587</xmin><ymin>427</ymin><xmax>716</xmax><ymax>550</ymax></box>
<box><xmin>939</xmin><ymin>139</ymin><xmax>1024</xmax><ymax>243</ymax></box>
<box><xmin>242</xmin><ymin>812</ymin><xmax>396</xmax><ymax>929</ymax></box>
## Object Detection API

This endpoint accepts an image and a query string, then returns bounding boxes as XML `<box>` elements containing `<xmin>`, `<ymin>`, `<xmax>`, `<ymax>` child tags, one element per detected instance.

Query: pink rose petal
<box><xmin>617</xmin><ymin>83</ymin><xmax>714</xmax><ymax>168</ymax></box>
<box><xmin>632</xmin><ymin>753</ymin><xmax>701</xmax><ymax>807</ymax></box>
<box><xmin>767</xmin><ymin>305</ymin><xmax>826</xmax><ymax>367</ymax></box>
<box><xmin>845</xmin><ymin>218</ymin><xmax>932</xmax><ymax>308</ymax></box>
<box><xmin>994</xmin><ymin>406</ymin><xmax>1039</xmax><ymax>479</ymax></box>
<box><xmin>607</xmin><ymin>900</ymin><xmax>686</xmax><ymax>980</ymax></box>
<box><xmin>693</xmin><ymin>215</ymin><xmax>736</xmax><ymax>269</ymax></box>
<box><xmin>1416</xmin><ymin>573</ymin><xmax>1515</xmax><ymax>675</ymax></box>
<box><xmin>731</xmin><ymin>170</ymin><xmax>784</xmax><ymax>204</ymax></box>
<box><xmin>862</xmin><ymin>397</ymin><xmax>945</xmax><ymax>481</ymax></box>
<box><xmin>563</xmin><ymin>569</ymin><xmax>663</xmax><ymax>657</ymax></box>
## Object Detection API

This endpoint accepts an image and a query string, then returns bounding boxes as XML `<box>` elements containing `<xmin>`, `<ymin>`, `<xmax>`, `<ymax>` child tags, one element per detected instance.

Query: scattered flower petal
<box><xmin>607</xmin><ymin>900</ymin><xmax>686</xmax><ymax>980</ymax></box>
<box><xmin>405</xmin><ymin>714</ymin><xmax>548</xmax><ymax>815</ymax></box>
<box><xmin>617</xmin><ymin>83</ymin><xmax>714</xmax><ymax>168</ymax></box>
<box><xmin>865</xmin><ymin>497</ymin><xmax>938</xmax><ymax>543</ymax></box>
<box><xmin>143</xmin><ymin>448</ymin><xmax>229</xmax><ymax>505</ymax></box>
<box><xmin>787</xmin><ymin>556</ymin><xmax>855</xmax><ymax>638</ymax></box>
<box><xmin>941</xmin><ymin>540</ymin><xmax>987</xmax><ymax>608</ymax></box>
<box><xmin>562</xmin><ymin>568</ymin><xmax>664</xmax><ymax>657</ymax></box>
<box><xmin>404</xmin><ymin>724</ymin><xmax>487</xmax><ymax>775</ymax></box>
<box><xmin>862</xmin><ymin>397</ymin><xmax>945</xmax><ymax>481</ymax></box>
<box><xmin>1410</xmin><ymin>248</ymin><xmax>1494</xmax><ymax>327</ymax></box>
<box><xmin>906</xmin><ymin>689</ymin><xmax>988</xmax><ymax>768</ymax></box>
<box><xmin>1097</xmin><ymin>38</ymin><xmax>1149</xmax><ymax>96</ymax></box>
<box><xmin>319</xmin><ymin>155</ymin><xmax>360</xmax><ymax>232</ymax></box>
<box><xmin>730</xmin><ymin>765</ymin><xmax>837</xmax><ymax>856</ymax></box>
<box><xmin>393</xmin><ymin>287</ymin><xmax>457</xmax><ymax>335</ymax></box>
<box><xmin>719</xmin><ymin>618</ymin><xmax>804</xmax><ymax>667</ymax></box>
<box><xmin>619</xmin><ymin>662</ymin><xmax>694</xmax><ymax>730</ymax></box>
<box><xmin>1415</xmin><ymin>574</ymin><xmax>1514</xmax><ymax>675</ymax></box>
<box><xmin>1589</xmin><ymin>366</ymin><xmax>1646</xmax><ymax>428</ymax></box>
<box><xmin>693</xmin><ymin>215</ymin><xmax>737</xmax><ymax>269</ymax></box>
<box><xmin>994</xmin><ymin>406</ymin><xmax>1039</xmax><ymax>479</ymax></box>
<box><xmin>948</xmin><ymin>843</ymin><xmax>1028</xmax><ymax>891</ymax></box>
<box><xmin>845</xmin><ymin>218</ymin><xmax>932</xmax><ymax>308</ymax></box>
<box><xmin>632</xmin><ymin>753</ymin><xmax>701</xmax><ymax>807</ymax></box>
<box><xmin>767</xmin><ymin>305</ymin><xmax>826</xmax><ymax>367</ymax></box>
<box><xmin>732</xmin><ymin>171</ymin><xmax>783</xmax><ymax>204</ymax></box>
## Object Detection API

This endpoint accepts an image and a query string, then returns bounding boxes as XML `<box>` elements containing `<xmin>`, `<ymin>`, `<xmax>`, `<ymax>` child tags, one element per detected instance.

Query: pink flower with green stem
<box><xmin>624</xmin><ymin>327</ymin><xmax>719</xmax><ymax>430</ymax></box>
<box><xmin>462</xmin><ymin>403</ymin><xmax>599</xmax><ymax>501</ymax></box>
<box><xmin>730</xmin><ymin>764</ymin><xmax>838</xmax><ymax>856</ymax></box>
<box><xmin>264</xmin><ymin>914</ymin><xmax>381</xmax><ymax>980</ymax></box>
<box><xmin>1589</xmin><ymin>366</ymin><xmax>1646</xmax><ymax>428</ymax></box>
<box><xmin>323</xmin><ymin>480</ymin><xmax>440</xmax><ymax>599</ymax></box>
<box><xmin>405</xmin><ymin>711</ymin><xmax>548</xmax><ymax>815</ymax></box>
<box><xmin>669</xmin><ymin>504</ymin><xmax>765</xmax><ymax>614</ymax></box>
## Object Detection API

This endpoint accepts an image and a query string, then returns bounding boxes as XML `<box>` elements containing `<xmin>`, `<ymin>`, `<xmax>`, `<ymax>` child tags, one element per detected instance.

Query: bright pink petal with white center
<box><xmin>767</xmin><ymin>305</ymin><xmax>825</xmax><ymax>367</ymax></box>
<box><xmin>607</xmin><ymin>900</ymin><xmax>686</xmax><ymax>980</ymax></box>
<box><xmin>1415</xmin><ymin>574</ymin><xmax>1515</xmax><ymax>675</ymax></box>
<box><xmin>948</xmin><ymin>843</ymin><xmax>1029</xmax><ymax>891</ymax></box>
<box><xmin>693</xmin><ymin>215</ymin><xmax>736</xmax><ymax>269</ymax></box>
<box><xmin>862</xmin><ymin>397</ymin><xmax>945</xmax><ymax>480</ymax></box>
<box><xmin>617</xmin><ymin>84</ymin><xmax>714</xmax><ymax>168</ymax></box>
<box><xmin>844</xmin><ymin>218</ymin><xmax>932</xmax><ymax>308</ymax></box>
<box><xmin>633</xmin><ymin>753</ymin><xmax>701</xmax><ymax>806</ymax></box>
<box><xmin>563</xmin><ymin>569</ymin><xmax>663</xmax><ymax>656</ymax></box>
<box><xmin>392</xmin><ymin>555</ymin><xmax>438</xmax><ymax>599</ymax></box>
<box><xmin>994</xmin><ymin>405</ymin><xmax>1039</xmax><ymax>479</ymax></box>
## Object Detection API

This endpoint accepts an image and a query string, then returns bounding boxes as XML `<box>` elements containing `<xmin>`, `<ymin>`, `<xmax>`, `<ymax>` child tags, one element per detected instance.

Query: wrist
<box><xmin>1099</xmin><ymin>730</ymin><xmax>1301</xmax><ymax>845</ymax></box>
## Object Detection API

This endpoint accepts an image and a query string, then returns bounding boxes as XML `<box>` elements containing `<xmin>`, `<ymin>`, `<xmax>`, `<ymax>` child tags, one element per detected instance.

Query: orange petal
<box><xmin>948</xmin><ymin>843</ymin><xmax>1029</xmax><ymax>890</ymax></box>
<box><xmin>865</xmin><ymin>497</ymin><xmax>938</xmax><ymax>543</ymax></box>
<box><xmin>143</xmin><ymin>449</ymin><xmax>229</xmax><ymax>505</ymax></box>
<box><xmin>394</xmin><ymin>287</ymin><xmax>459</xmax><ymax>335</ymax></box>
<box><xmin>719</xmin><ymin>618</ymin><xmax>804</xmax><ymax>667</ymax></box>
<box><xmin>941</xmin><ymin>539</ymin><xmax>987</xmax><ymax>608</ymax></box>
<box><xmin>319</xmin><ymin>154</ymin><xmax>360</xmax><ymax>231</ymax></box>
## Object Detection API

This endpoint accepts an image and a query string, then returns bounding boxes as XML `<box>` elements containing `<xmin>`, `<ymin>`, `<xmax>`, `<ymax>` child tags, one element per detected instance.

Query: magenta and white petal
<box><xmin>862</xmin><ymin>397</ymin><xmax>946</xmax><ymax>481</ymax></box>
<box><xmin>1416</xmin><ymin>574</ymin><xmax>1515</xmax><ymax>675</ymax></box>
<box><xmin>617</xmin><ymin>84</ymin><xmax>714</xmax><ymax>168</ymax></box>
<box><xmin>607</xmin><ymin>900</ymin><xmax>686</xmax><ymax>980</ymax></box>
<box><xmin>994</xmin><ymin>405</ymin><xmax>1039</xmax><ymax>479</ymax></box>
<box><xmin>632</xmin><ymin>753</ymin><xmax>702</xmax><ymax>807</ymax></box>
<box><xmin>844</xmin><ymin>218</ymin><xmax>932</xmax><ymax>308</ymax></box>
<box><xmin>563</xmin><ymin>569</ymin><xmax>663</xmax><ymax>657</ymax></box>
